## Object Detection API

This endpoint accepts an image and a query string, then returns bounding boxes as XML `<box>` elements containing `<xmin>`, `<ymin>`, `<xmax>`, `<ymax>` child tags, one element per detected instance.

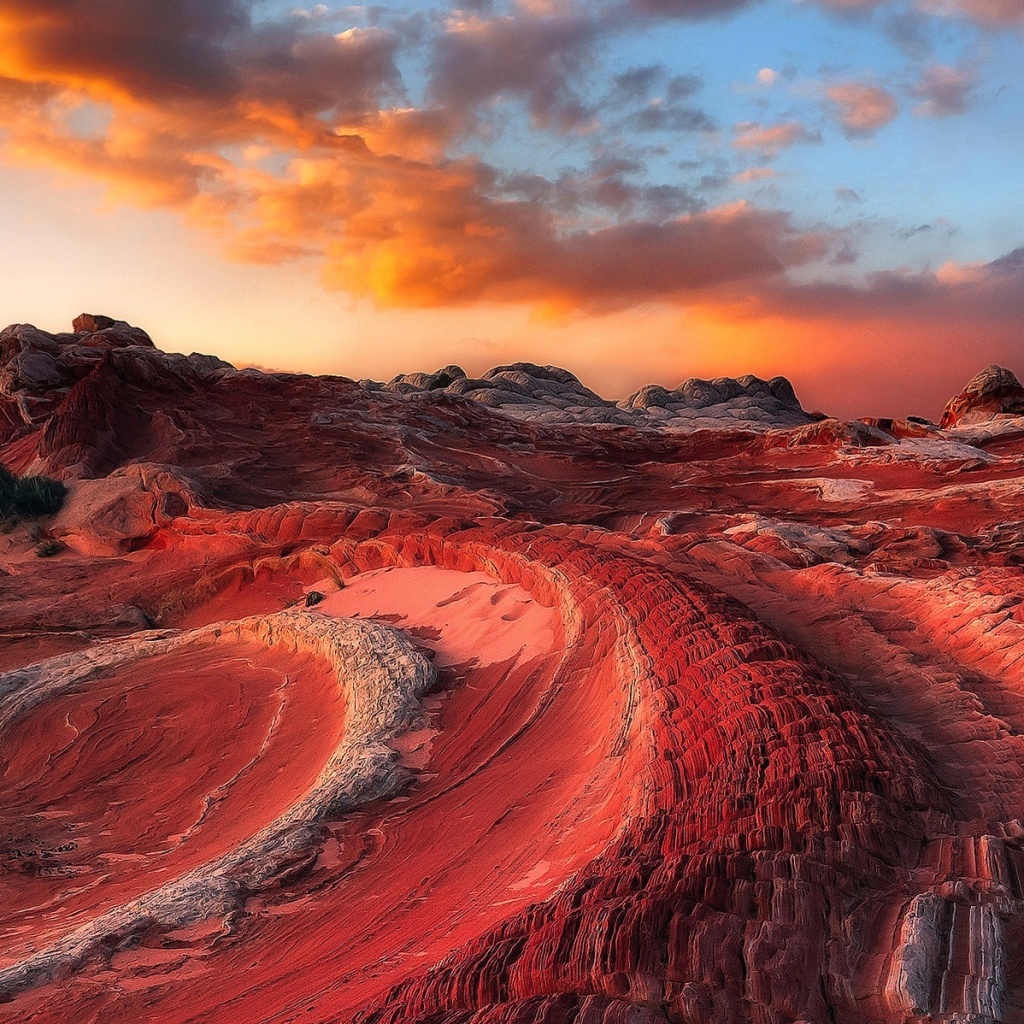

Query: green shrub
<box><xmin>0</xmin><ymin>465</ymin><xmax>67</xmax><ymax>520</ymax></box>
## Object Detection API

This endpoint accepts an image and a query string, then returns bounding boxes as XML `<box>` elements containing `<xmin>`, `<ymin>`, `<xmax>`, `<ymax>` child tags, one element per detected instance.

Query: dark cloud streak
<box><xmin>0</xmin><ymin>0</ymin><xmax>404</xmax><ymax>118</ymax></box>
<box><xmin>910</xmin><ymin>64</ymin><xmax>976</xmax><ymax>116</ymax></box>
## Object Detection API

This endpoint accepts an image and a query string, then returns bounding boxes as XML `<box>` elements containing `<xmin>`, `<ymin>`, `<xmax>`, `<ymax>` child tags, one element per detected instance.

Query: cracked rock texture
<box><xmin>2</xmin><ymin>318</ymin><xmax>1024</xmax><ymax>1024</ymax></box>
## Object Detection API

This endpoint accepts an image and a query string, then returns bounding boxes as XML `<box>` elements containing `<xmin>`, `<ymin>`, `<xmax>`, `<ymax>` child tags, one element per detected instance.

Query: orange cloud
<box><xmin>0</xmin><ymin>0</ymin><xmax>1003</xmax><ymax>342</ymax></box>
<box><xmin>229</xmin><ymin>141</ymin><xmax>833</xmax><ymax>309</ymax></box>
<box><xmin>0</xmin><ymin>1</ymin><xmax>849</xmax><ymax>316</ymax></box>
<box><xmin>733</xmin><ymin>166</ymin><xmax>779</xmax><ymax>183</ymax></box>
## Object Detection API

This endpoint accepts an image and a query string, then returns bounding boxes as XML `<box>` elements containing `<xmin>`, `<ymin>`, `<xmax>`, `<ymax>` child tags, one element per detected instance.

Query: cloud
<box><xmin>810</xmin><ymin>0</ymin><xmax>1024</xmax><ymax>26</ymax></box>
<box><xmin>895</xmin><ymin>216</ymin><xmax>956</xmax><ymax>239</ymax></box>
<box><xmin>884</xmin><ymin>9</ymin><xmax>934</xmax><ymax>58</ymax></box>
<box><xmin>0</xmin><ymin>0</ymin><xmax>245</xmax><ymax>101</ymax></box>
<box><xmin>603</xmin><ymin>65</ymin><xmax>712</xmax><ymax>132</ymax></box>
<box><xmin>0</xmin><ymin>0</ymin><xmax>403</xmax><ymax>115</ymax></box>
<box><xmin>345</xmin><ymin>107</ymin><xmax>460</xmax><ymax>160</ymax></box>
<box><xmin>734</xmin><ymin>166</ymin><xmax>779</xmax><ymax>182</ymax></box>
<box><xmin>826</xmin><ymin>82</ymin><xmax>898</xmax><ymax>137</ymax></box>
<box><xmin>627</xmin><ymin>0</ymin><xmax>759</xmax><ymax>19</ymax></box>
<box><xmin>917</xmin><ymin>0</ymin><xmax>1024</xmax><ymax>24</ymax></box>
<box><xmin>0</xmin><ymin>0</ymin><xmax>846</xmax><ymax>319</ymax></box>
<box><xmin>809</xmin><ymin>0</ymin><xmax>1024</xmax><ymax>26</ymax></box>
<box><xmin>666</xmin><ymin>73</ymin><xmax>704</xmax><ymax>100</ymax></box>
<box><xmin>291</xmin><ymin>5</ymin><xmax>330</xmax><ymax>20</ymax></box>
<box><xmin>534</xmin><ymin>203</ymin><xmax>831</xmax><ymax>310</ymax></box>
<box><xmin>499</xmin><ymin>156</ymin><xmax>705</xmax><ymax>220</ymax></box>
<box><xmin>238</xmin><ymin>148</ymin><xmax>835</xmax><ymax>309</ymax></box>
<box><xmin>624</xmin><ymin>100</ymin><xmax>715</xmax><ymax>132</ymax></box>
<box><xmin>608</xmin><ymin>64</ymin><xmax>667</xmax><ymax>104</ymax></box>
<box><xmin>835</xmin><ymin>186</ymin><xmax>862</xmax><ymax>202</ymax></box>
<box><xmin>426</xmin><ymin>11</ymin><xmax>598</xmax><ymax>132</ymax></box>
<box><xmin>910</xmin><ymin>64</ymin><xmax>976</xmax><ymax>116</ymax></box>
<box><xmin>756</xmin><ymin>247</ymin><xmax>1024</xmax><ymax>324</ymax></box>
<box><xmin>811</xmin><ymin>0</ymin><xmax>888</xmax><ymax>14</ymax></box>
<box><xmin>897</xmin><ymin>222</ymin><xmax>936</xmax><ymax>239</ymax></box>
<box><xmin>733</xmin><ymin>120</ymin><xmax>821</xmax><ymax>155</ymax></box>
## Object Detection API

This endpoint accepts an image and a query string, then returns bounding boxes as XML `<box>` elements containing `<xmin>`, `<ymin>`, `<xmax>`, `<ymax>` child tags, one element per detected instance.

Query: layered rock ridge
<box><xmin>0</xmin><ymin>611</ymin><xmax>434</xmax><ymax>999</ymax></box>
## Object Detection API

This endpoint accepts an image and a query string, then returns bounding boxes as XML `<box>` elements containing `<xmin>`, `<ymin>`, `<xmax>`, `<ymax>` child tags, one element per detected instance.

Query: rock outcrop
<box><xmin>940</xmin><ymin>363</ymin><xmax>1024</xmax><ymax>427</ymax></box>
<box><xmin>622</xmin><ymin>372</ymin><xmax>813</xmax><ymax>429</ymax></box>
<box><xmin>386</xmin><ymin>362</ymin><xmax>817</xmax><ymax>430</ymax></box>
<box><xmin>0</xmin><ymin>316</ymin><xmax>225</xmax><ymax>441</ymax></box>
<box><xmin>2</xmin><ymin>323</ymin><xmax>1024</xmax><ymax>1024</ymax></box>
<box><xmin>386</xmin><ymin>362</ymin><xmax>619</xmax><ymax>422</ymax></box>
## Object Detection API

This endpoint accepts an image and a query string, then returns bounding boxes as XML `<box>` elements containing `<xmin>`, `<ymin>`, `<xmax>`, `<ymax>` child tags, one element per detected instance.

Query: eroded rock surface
<box><xmin>941</xmin><ymin>364</ymin><xmax>1024</xmax><ymax>427</ymax></box>
<box><xmin>2</xmin><ymin>322</ymin><xmax>1024</xmax><ymax>1024</ymax></box>
<box><xmin>0</xmin><ymin>612</ymin><xmax>434</xmax><ymax>999</ymax></box>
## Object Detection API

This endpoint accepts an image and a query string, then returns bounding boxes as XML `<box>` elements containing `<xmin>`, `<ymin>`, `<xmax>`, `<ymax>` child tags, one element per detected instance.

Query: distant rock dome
<box><xmin>386</xmin><ymin>362</ymin><xmax>813</xmax><ymax>431</ymax></box>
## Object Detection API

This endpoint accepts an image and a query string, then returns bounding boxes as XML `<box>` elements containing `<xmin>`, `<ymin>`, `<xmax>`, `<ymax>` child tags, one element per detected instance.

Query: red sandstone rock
<box><xmin>1</xmin><ymin>330</ymin><xmax>1024</xmax><ymax>1024</ymax></box>
<box><xmin>48</xmin><ymin>466</ymin><xmax>192</xmax><ymax>555</ymax></box>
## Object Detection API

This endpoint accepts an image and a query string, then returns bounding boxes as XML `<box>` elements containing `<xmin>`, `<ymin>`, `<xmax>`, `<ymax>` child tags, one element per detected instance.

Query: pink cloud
<box><xmin>826</xmin><ymin>82</ymin><xmax>898</xmax><ymax>137</ymax></box>
<box><xmin>733</xmin><ymin>120</ymin><xmax>820</xmax><ymax>155</ymax></box>
<box><xmin>918</xmin><ymin>0</ymin><xmax>1024</xmax><ymax>23</ymax></box>
<box><xmin>733</xmin><ymin>167</ymin><xmax>779</xmax><ymax>183</ymax></box>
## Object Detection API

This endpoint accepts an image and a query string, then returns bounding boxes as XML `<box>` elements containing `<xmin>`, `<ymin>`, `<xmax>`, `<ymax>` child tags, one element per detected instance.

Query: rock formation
<box><xmin>940</xmin><ymin>363</ymin><xmax>1024</xmax><ymax>427</ymax></box>
<box><xmin>1</xmin><ymin>319</ymin><xmax>1023</xmax><ymax>1024</ymax></box>
<box><xmin>385</xmin><ymin>361</ymin><xmax>817</xmax><ymax>430</ymax></box>
<box><xmin>0</xmin><ymin>611</ymin><xmax>434</xmax><ymax>1000</ymax></box>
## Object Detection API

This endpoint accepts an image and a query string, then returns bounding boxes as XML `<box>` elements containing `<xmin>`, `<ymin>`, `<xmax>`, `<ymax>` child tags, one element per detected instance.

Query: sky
<box><xmin>0</xmin><ymin>0</ymin><xmax>1022</xmax><ymax>418</ymax></box>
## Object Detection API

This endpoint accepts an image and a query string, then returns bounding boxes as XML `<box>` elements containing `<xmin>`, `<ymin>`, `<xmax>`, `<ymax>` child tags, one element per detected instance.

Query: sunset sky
<box><xmin>0</xmin><ymin>0</ymin><xmax>1022</xmax><ymax>418</ymax></box>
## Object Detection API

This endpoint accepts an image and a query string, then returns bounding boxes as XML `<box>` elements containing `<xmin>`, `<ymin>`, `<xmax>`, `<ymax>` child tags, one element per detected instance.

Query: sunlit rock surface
<box><xmin>3</xmin><ymin>318</ymin><xmax>1024</xmax><ymax>1023</ymax></box>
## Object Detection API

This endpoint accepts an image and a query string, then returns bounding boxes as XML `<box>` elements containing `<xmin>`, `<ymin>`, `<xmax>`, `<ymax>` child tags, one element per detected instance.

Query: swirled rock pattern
<box><xmin>0</xmin><ymin>611</ymin><xmax>435</xmax><ymax>1001</ymax></box>
<box><xmin>3</xmin><ymin>319</ymin><xmax>1024</xmax><ymax>1024</ymax></box>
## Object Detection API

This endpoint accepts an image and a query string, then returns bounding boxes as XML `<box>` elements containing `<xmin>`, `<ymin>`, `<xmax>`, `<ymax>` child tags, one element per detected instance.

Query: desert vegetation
<box><xmin>0</xmin><ymin>464</ymin><xmax>66</xmax><ymax>521</ymax></box>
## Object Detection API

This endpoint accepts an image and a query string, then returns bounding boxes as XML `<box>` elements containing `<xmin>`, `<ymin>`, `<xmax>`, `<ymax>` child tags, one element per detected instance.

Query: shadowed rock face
<box><xmin>0</xmin><ymin>316</ymin><xmax>160</xmax><ymax>435</ymax></box>
<box><xmin>2</xmin><ymin>322</ymin><xmax>1024</xmax><ymax>1024</ymax></box>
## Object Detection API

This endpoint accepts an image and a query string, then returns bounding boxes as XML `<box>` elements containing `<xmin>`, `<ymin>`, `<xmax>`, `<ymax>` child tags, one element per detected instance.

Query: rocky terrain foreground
<box><xmin>3</xmin><ymin>317</ymin><xmax>1024</xmax><ymax>1024</ymax></box>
